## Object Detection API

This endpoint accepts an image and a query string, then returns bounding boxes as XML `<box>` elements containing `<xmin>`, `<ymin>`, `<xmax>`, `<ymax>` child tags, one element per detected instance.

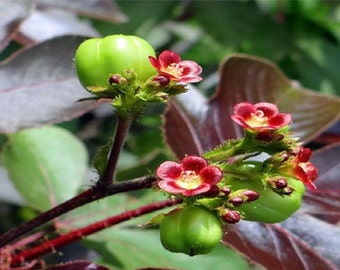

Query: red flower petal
<box><xmin>232</xmin><ymin>102</ymin><xmax>255</xmax><ymax>119</ymax></box>
<box><xmin>199</xmin><ymin>166</ymin><xmax>223</xmax><ymax>185</ymax></box>
<box><xmin>148</xmin><ymin>56</ymin><xmax>160</xmax><ymax>69</ymax></box>
<box><xmin>268</xmin><ymin>113</ymin><xmax>292</xmax><ymax>127</ymax></box>
<box><xmin>158</xmin><ymin>180</ymin><xmax>185</xmax><ymax>194</ymax></box>
<box><xmin>181</xmin><ymin>156</ymin><xmax>208</xmax><ymax>173</ymax></box>
<box><xmin>298</xmin><ymin>147</ymin><xmax>312</xmax><ymax>162</ymax></box>
<box><xmin>254</xmin><ymin>102</ymin><xmax>279</xmax><ymax>118</ymax></box>
<box><xmin>182</xmin><ymin>183</ymin><xmax>211</xmax><ymax>196</ymax></box>
<box><xmin>156</xmin><ymin>161</ymin><xmax>181</xmax><ymax>180</ymax></box>
<box><xmin>158</xmin><ymin>50</ymin><xmax>181</xmax><ymax>67</ymax></box>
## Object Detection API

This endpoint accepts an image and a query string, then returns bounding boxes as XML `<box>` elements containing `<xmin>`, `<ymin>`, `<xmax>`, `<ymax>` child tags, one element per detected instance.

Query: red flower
<box><xmin>280</xmin><ymin>147</ymin><xmax>318</xmax><ymax>190</ymax></box>
<box><xmin>149</xmin><ymin>50</ymin><xmax>202</xmax><ymax>83</ymax></box>
<box><xmin>231</xmin><ymin>102</ymin><xmax>292</xmax><ymax>131</ymax></box>
<box><xmin>156</xmin><ymin>156</ymin><xmax>223</xmax><ymax>196</ymax></box>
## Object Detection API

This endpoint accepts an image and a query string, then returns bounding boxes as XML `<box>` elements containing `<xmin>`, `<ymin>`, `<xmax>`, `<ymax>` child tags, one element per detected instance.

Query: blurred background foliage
<box><xmin>94</xmin><ymin>0</ymin><xmax>340</xmax><ymax>180</ymax></box>
<box><xmin>1</xmin><ymin>0</ymin><xmax>340</xmax><ymax>269</ymax></box>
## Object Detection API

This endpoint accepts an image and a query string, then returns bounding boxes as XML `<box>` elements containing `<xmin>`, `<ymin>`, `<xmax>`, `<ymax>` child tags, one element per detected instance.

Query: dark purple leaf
<box><xmin>45</xmin><ymin>260</ymin><xmax>109</xmax><ymax>270</ymax></box>
<box><xmin>302</xmin><ymin>144</ymin><xmax>340</xmax><ymax>222</ymax></box>
<box><xmin>36</xmin><ymin>0</ymin><xmax>127</xmax><ymax>23</ymax></box>
<box><xmin>0</xmin><ymin>35</ymin><xmax>99</xmax><ymax>133</ymax></box>
<box><xmin>223</xmin><ymin>214</ymin><xmax>340</xmax><ymax>270</ymax></box>
<box><xmin>163</xmin><ymin>54</ymin><xmax>340</xmax><ymax>159</ymax></box>
<box><xmin>0</xmin><ymin>0</ymin><xmax>33</xmax><ymax>52</ymax></box>
<box><xmin>17</xmin><ymin>9</ymin><xmax>99</xmax><ymax>45</ymax></box>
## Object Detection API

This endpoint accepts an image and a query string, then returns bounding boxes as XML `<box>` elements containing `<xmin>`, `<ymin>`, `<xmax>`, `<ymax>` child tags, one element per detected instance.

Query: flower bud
<box><xmin>220</xmin><ymin>187</ymin><xmax>231</xmax><ymax>196</ymax></box>
<box><xmin>221</xmin><ymin>209</ymin><xmax>241</xmax><ymax>224</ymax></box>
<box><xmin>153</xmin><ymin>75</ymin><xmax>170</xmax><ymax>86</ymax></box>
<box><xmin>241</xmin><ymin>190</ymin><xmax>260</xmax><ymax>202</ymax></box>
<box><xmin>228</xmin><ymin>196</ymin><xmax>243</xmax><ymax>207</ymax></box>
<box><xmin>281</xmin><ymin>186</ymin><xmax>294</xmax><ymax>195</ymax></box>
<box><xmin>268</xmin><ymin>177</ymin><xmax>288</xmax><ymax>189</ymax></box>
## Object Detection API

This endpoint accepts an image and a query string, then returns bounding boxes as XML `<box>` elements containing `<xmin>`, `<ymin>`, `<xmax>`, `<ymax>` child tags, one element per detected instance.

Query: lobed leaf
<box><xmin>163</xmin><ymin>54</ymin><xmax>340</xmax><ymax>159</ymax></box>
<box><xmin>1</xmin><ymin>125</ymin><xmax>88</xmax><ymax>211</ymax></box>
<box><xmin>0</xmin><ymin>35</ymin><xmax>99</xmax><ymax>133</ymax></box>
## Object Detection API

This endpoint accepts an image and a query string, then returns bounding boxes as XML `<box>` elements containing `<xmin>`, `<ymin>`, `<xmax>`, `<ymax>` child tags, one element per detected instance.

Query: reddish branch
<box><xmin>99</xmin><ymin>116</ymin><xmax>133</xmax><ymax>187</ymax></box>
<box><xmin>10</xmin><ymin>198</ymin><xmax>182</xmax><ymax>266</ymax></box>
<box><xmin>0</xmin><ymin>176</ymin><xmax>157</xmax><ymax>248</ymax></box>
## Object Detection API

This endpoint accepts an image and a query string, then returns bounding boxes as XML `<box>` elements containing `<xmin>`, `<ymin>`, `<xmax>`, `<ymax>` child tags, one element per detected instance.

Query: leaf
<box><xmin>36</xmin><ymin>0</ymin><xmax>127</xmax><ymax>23</ymax></box>
<box><xmin>0</xmin><ymin>35</ymin><xmax>99</xmax><ymax>133</ymax></box>
<box><xmin>1</xmin><ymin>125</ymin><xmax>88</xmax><ymax>211</ymax></box>
<box><xmin>302</xmin><ymin>144</ymin><xmax>340</xmax><ymax>222</ymax></box>
<box><xmin>0</xmin><ymin>0</ymin><xmax>33</xmax><ymax>52</ymax></box>
<box><xmin>223</xmin><ymin>214</ymin><xmax>340</xmax><ymax>270</ymax></box>
<box><xmin>0</xmin><ymin>165</ymin><xmax>24</xmax><ymax>205</ymax></box>
<box><xmin>86</xmin><ymin>228</ymin><xmax>249</xmax><ymax>270</ymax></box>
<box><xmin>45</xmin><ymin>260</ymin><xmax>109</xmax><ymax>270</ymax></box>
<box><xmin>163</xmin><ymin>54</ymin><xmax>340</xmax><ymax>159</ymax></box>
<box><xmin>18</xmin><ymin>9</ymin><xmax>99</xmax><ymax>45</ymax></box>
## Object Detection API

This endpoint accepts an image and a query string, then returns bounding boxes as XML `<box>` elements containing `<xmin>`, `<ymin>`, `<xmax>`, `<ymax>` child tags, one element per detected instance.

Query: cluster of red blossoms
<box><xmin>156</xmin><ymin>101</ymin><xmax>318</xmax><ymax>196</ymax></box>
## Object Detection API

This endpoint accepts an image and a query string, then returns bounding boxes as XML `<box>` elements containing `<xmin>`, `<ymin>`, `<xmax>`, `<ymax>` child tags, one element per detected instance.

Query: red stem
<box><xmin>99</xmin><ymin>116</ymin><xmax>133</xmax><ymax>187</ymax></box>
<box><xmin>0</xmin><ymin>176</ymin><xmax>156</xmax><ymax>248</ymax></box>
<box><xmin>11</xmin><ymin>198</ymin><xmax>182</xmax><ymax>266</ymax></box>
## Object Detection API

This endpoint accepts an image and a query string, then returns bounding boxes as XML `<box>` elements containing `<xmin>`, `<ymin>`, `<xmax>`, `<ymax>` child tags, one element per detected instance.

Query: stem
<box><xmin>11</xmin><ymin>198</ymin><xmax>182</xmax><ymax>266</ymax></box>
<box><xmin>0</xmin><ymin>176</ymin><xmax>156</xmax><ymax>248</ymax></box>
<box><xmin>99</xmin><ymin>116</ymin><xmax>133</xmax><ymax>187</ymax></box>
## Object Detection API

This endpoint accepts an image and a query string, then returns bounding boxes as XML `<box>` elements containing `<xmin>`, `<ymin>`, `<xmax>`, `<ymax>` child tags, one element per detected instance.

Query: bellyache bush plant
<box><xmin>0</xmin><ymin>32</ymin><xmax>340</xmax><ymax>270</ymax></box>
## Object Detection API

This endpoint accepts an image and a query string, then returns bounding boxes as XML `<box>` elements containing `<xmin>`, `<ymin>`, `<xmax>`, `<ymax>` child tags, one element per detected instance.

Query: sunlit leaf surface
<box><xmin>2</xmin><ymin>126</ymin><xmax>88</xmax><ymax>211</ymax></box>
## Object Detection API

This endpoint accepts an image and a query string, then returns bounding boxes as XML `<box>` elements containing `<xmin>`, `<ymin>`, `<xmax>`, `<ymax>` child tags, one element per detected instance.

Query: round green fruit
<box><xmin>75</xmin><ymin>35</ymin><xmax>157</xmax><ymax>90</ymax></box>
<box><xmin>226</xmin><ymin>177</ymin><xmax>305</xmax><ymax>223</ymax></box>
<box><xmin>160</xmin><ymin>206</ymin><xmax>222</xmax><ymax>256</ymax></box>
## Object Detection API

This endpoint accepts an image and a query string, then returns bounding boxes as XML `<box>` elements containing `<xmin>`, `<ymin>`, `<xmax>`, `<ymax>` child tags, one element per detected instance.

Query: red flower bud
<box><xmin>228</xmin><ymin>196</ymin><xmax>243</xmax><ymax>207</ymax></box>
<box><xmin>222</xmin><ymin>210</ymin><xmax>241</xmax><ymax>224</ymax></box>
<box><xmin>220</xmin><ymin>187</ymin><xmax>231</xmax><ymax>196</ymax></box>
<box><xmin>241</xmin><ymin>190</ymin><xmax>260</xmax><ymax>202</ymax></box>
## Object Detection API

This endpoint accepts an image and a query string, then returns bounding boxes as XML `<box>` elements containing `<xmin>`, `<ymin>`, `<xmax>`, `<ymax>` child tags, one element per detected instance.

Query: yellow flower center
<box><xmin>248</xmin><ymin>110</ymin><xmax>268</xmax><ymax>127</ymax></box>
<box><xmin>176</xmin><ymin>170</ymin><xmax>202</xmax><ymax>190</ymax></box>
<box><xmin>165</xmin><ymin>63</ymin><xmax>184</xmax><ymax>77</ymax></box>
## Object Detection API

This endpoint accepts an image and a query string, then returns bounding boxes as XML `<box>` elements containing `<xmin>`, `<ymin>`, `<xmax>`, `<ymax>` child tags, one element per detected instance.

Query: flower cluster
<box><xmin>149</xmin><ymin>50</ymin><xmax>203</xmax><ymax>84</ymax></box>
<box><xmin>156</xmin><ymin>101</ymin><xmax>318</xmax><ymax>227</ymax></box>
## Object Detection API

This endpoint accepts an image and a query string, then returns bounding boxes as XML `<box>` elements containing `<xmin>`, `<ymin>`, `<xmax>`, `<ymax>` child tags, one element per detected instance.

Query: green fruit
<box><xmin>226</xmin><ymin>177</ymin><xmax>305</xmax><ymax>223</ymax></box>
<box><xmin>160</xmin><ymin>206</ymin><xmax>222</xmax><ymax>256</ymax></box>
<box><xmin>75</xmin><ymin>35</ymin><xmax>156</xmax><ymax>90</ymax></box>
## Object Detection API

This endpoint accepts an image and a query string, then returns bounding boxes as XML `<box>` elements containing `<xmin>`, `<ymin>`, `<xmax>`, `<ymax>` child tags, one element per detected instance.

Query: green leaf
<box><xmin>1</xmin><ymin>125</ymin><xmax>88</xmax><ymax>211</ymax></box>
<box><xmin>86</xmin><ymin>228</ymin><xmax>249</xmax><ymax>270</ymax></box>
